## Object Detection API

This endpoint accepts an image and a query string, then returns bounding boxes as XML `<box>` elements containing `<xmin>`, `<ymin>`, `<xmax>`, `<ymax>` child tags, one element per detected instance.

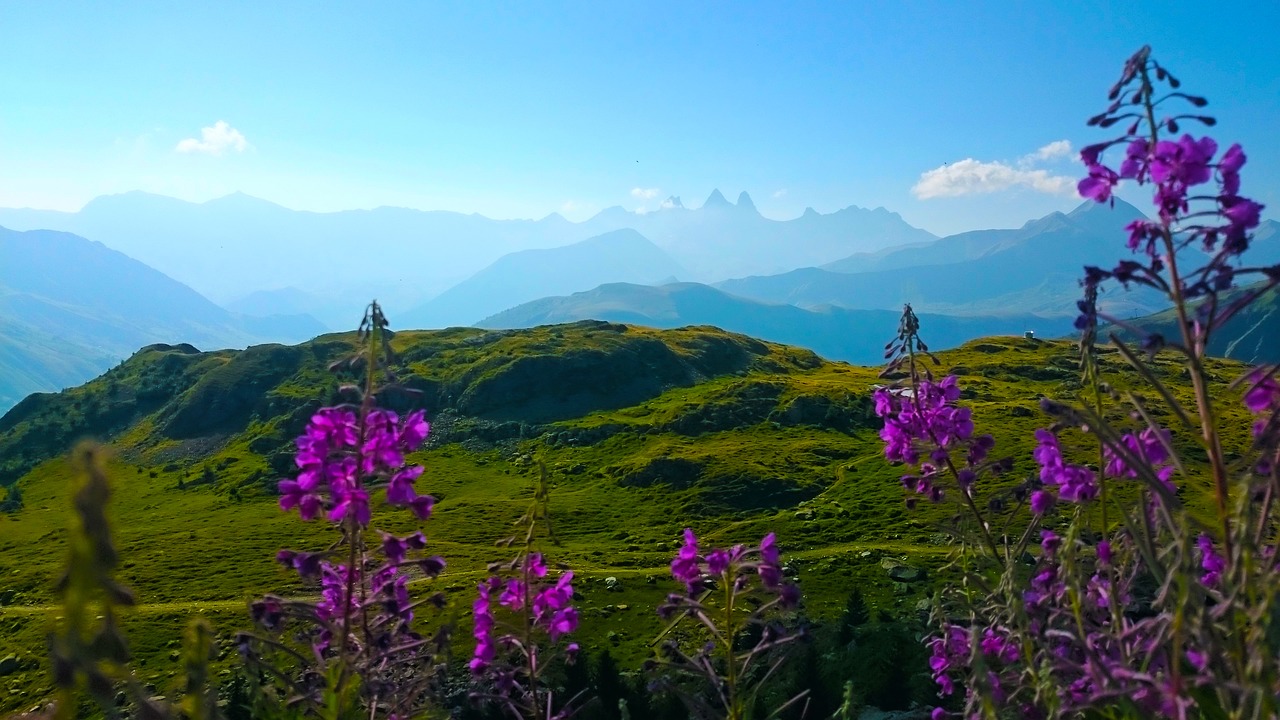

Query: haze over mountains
<box><xmin>719</xmin><ymin>199</ymin><xmax>1163</xmax><ymax>317</ymax></box>
<box><xmin>0</xmin><ymin>227</ymin><xmax>324</xmax><ymax>410</ymax></box>
<box><xmin>400</xmin><ymin>229</ymin><xmax>685</xmax><ymax>329</ymax></box>
<box><xmin>0</xmin><ymin>189</ymin><xmax>933</xmax><ymax>327</ymax></box>
<box><xmin>2</xmin><ymin>188</ymin><xmax>1277</xmax><ymax>415</ymax></box>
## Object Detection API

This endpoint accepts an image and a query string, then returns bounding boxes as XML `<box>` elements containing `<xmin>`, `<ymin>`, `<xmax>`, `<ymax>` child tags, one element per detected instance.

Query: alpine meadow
<box><xmin>2</xmin><ymin>5</ymin><xmax>1280</xmax><ymax>720</ymax></box>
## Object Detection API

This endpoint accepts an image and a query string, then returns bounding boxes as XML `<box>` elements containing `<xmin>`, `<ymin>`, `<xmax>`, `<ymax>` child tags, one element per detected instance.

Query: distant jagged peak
<box><xmin>1067</xmin><ymin>196</ymin><xmax>1147</xmax><ymax>221</ymax></box>
<box><xmin>702</xmin><ymin>189</ymin><xmax>732</xmax><ymax>209</ymax></box>
<box><xmin>736</xmin><ymin>191</ymin><xmax>758</xmax><ymax>213</ymax></box>
<box><xmin>203</xmin><ymin>191</ymin><xmax>286</xmax><ymax>211</ymax></box>
<box><xmin>537</xmin><ymin>211</ymin><xmax>569</xmax><ymax>224</ymax></box>
<box><xmin>801</xmin><ymin>206</ymin><xmax>820</xmax><ymax>218</ymax></box>
<box><xmin>1020</xmin><ymin>210</ymin><xmax>1072</xmax><ymax>232</ymax></box>
<box><xmin>80</xmin><ymin>190</ymin><xmax>192</xmax><ymax>212</ymax></box>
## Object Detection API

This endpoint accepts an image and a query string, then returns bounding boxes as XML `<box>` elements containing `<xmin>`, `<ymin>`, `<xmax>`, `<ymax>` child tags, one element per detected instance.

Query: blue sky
<box><xmin>1</xmin><ymin>1</ymin><xmax>1276</xmax><ymax>235</ymax></box>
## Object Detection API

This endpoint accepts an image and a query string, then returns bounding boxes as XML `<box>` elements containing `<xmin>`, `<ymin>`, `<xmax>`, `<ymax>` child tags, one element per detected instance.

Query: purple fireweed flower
<box><xmin>278</xmin><ymin>405</ymin><xmax>433</xmax><ymax>524</ymax></box>
<box><xmin>548</xmin><ymin>606</ymin><xmax>579</xmax><ymax>641</ymax></box>
<box><xmin>1149</xmin><ymin>135</ymin><xmax>1216</xmax><ymax>188</ymax></box>
<box><xmin>381</xmin><ymin>531</ymin><xmax>426</xmax><ymax>565</ymax></box>
<box><xmin>385</xmin><ymin>465</ymin><xmax>424</xmax><ymax>503</ymax></box>
<box><xmin>498</xmin><ymin>577</ymin><xmax>525</xmax><ymax>611</ymax></box>
<box><xmin>1186</xmin><ymin>648</ymin><xmax>1209</xmax><ymax>673</ymax></box>
<box><xmin>928</xmin><ymin>624</ymin><xmax>970</xmax><ymax>697</ymax></box>
<box><xmin>1040</xmin><ymin>530</ymin><xmax>1061</xmax><ymax>556</ymax></box>
<box><xmin>979</xmin><ymin>627</ymin><xmax>1020</xmax><ymax>664</ymax></box>
<box><xmin>1030</xmin><ymin>490</ymin><xmax>1055</xmax><ymax>515</ymax></box>
<box><xmin>528</xmin><ymin>552</ymin><xmax>549</xmax><ymax>579</ymax></box>
<box><xmin>400</xmin><ymin>409</ymin><xmax>430</xmax><ymax>449</ymax></box>
<box><xmin>1103</xmin><ymin>428</ymin><xmax>1176</xmax><ymax>492</ymax></box>
<box><xmin>1086</xmin><ymin>573</ymin><xmax>1112</xmax><ymax>609</ymax></box>
<box><xmin>1079</xmin><ymin>163</ymin><xmax>1120</xmax><ymax>202</ymax></box>
<box><xmin>1222</xmin><ymin>196</ymin><xmax>1263</xmax><ymax>230</ymax></box>
<box><xmin>1125</xmin><ymin>219</ymin><xmax>1163</xmax><ymax>256</ymax></box>
<box><xmin>875</xmin><ymin>375</ymin><xmax>988</xmax><ymax>502</ymax></box>
<box><xmin>532</xmin><ymin>572</ymin><xmax>574</xmax><ymax>625</ymax></box>
<box><xmin>471</xmin><ymin>578</ymin><xmax>497</xmax><ymax>673</ymax></box>
<box><xmin>1119</xmin><ymin>139</ymin><xmax>1150</xmax><ymax>179</ymax></box>
<box><xmin>1245</xmin><ymin>371</ymin><xmax>1280</xmax><ymax>439</ymax></box>
<box><xmin>1034</xmin><ymin>429</ymin><xmax>1099</xmax><ymax>503</ymax></box>
<box><xmin>313</xmin><ymin>562</ymin><xmax>362</xmax><ymax>653</ymax></box>
<box><xmin>277</xmin><ymin>479</ymin><xmax>323</xmax><ymax>520</ymax></box>
<box><xmin>1197</xmin><ymin>534</ymin><xmax>1225</xmax><ymax>587</ymax></box>
<box><xmin>671</xmin><ymin>528</ymin><xmax>701</xmax><ymax>591</ymax></box>
<box><xmin>707</xmin><ymin>549</ymin><xmax>730</xmax><ymax>576</ymax></box>
<box><xmin>1219</xmin><ymin>143</ymin><xmax>1246</xmax><ymax>194</ymax></box>
<box><xmin>329</xmin><ymin>486</ymin><xmax>371</xmax><ymax>526</ymax></box>
<box><xmin>760</xmin><ymin>532</ymin><xmax>779</xmax><ymax>565</ymax></box>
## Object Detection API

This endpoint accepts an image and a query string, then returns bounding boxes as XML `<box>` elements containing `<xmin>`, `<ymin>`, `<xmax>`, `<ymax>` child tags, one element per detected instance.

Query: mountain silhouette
<box><xmin>481</xmin><ymin>281</ymin><xmax>1071</xmax><ymax>364</ymax></box>
<box><xmin>400</xmin><ymin>229</ymin><xmax>685</xmax><ymax>328</ymax></box>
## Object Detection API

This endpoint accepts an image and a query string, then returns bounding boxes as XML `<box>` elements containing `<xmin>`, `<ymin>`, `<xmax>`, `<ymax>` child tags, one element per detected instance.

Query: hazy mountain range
<box><xmin>718</xmin><ymin>199</ymin><xmax>1160</xmax><ymax>317</ymax></box>
<box><xmin>400</xmin><ymin>228</ymin><xmax>685</xmax><ymax>329</ymax></box>
<box><xmin>0</xmin><ymin>226</ymin><xmax>324</xmax><ymax>410</ymax></box>
<box><xmin>481</xmin><ymin>281</ymin><xmax>1073</xmax><ymax>363</ymax></box>
<box><xmin>0</xmin><ymin>190</ymin><xmax>933</xmax><ymax>325</ymax></box>
<box><xmin>722</xmin><ymin>202</ymin><xmax>1280</xmax><ymax>320</ymax></box>
<box><xmin>3</xmin><ymin>189</ymin><xmax>1276</xmax><ymax>414</ymax></box>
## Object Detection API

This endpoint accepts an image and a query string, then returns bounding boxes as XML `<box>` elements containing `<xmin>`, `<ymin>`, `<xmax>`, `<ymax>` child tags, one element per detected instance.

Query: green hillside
<box><xmin>0</xmin><ymin>321</ymin><xmax>1256</xmax><ymax>714</ymax></box>
<box><xmin>1116</xmin><ymin>282</ymin><xmax>1280</xmax><ymax>364</ymax></box>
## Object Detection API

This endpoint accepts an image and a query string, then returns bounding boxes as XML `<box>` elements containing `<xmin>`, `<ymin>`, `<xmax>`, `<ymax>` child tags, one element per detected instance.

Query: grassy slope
<box><xmin>1116</xmin><ymin>282</ymin><xmax>1280</xmax><ymax>364</ymax></box>
<box><xmin>0</xmin><ymin>323</ymin><xmax>1255</xmax><ymax>713</ymax></box>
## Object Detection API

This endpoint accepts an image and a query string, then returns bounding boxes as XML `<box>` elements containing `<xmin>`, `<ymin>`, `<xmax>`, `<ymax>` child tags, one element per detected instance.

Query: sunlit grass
<box><xmin>0</xmin><ymin>324</ymin><xmax>1254</xmax><ymax>713</ymax></box>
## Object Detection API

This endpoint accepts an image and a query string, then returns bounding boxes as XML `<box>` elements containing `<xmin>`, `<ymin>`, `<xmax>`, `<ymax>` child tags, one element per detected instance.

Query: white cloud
<box><xmin>772</xmin><ymin>189</ymin><xmax>788</xmax><ymax>199</ymax></box>
<box><xmin>1029</xmin><ymin>139</ymin><xmax>1073</xmax><ymax>162</ymax></box>
<box><xmin>176</xmin><ymin>121</ymin><xmax>249</xmax><ymax>156</ymax></box>
<box><xmin>630</xmin><ymin>187</ymin><xmax>660</xmax><ymax>200</ymax></box>
<box><xmin>912</xmin><ymin>158</ymin><xmax>1077</xmax><ymax>199</ymax></box>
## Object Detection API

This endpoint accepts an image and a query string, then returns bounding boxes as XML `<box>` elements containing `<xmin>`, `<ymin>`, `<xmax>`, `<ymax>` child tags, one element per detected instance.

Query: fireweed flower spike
<box><xmin>896</xmin><ymin>47</ymin><xmax>1280</xmax><ymax>719</ymax></box>
<box><xmin>469</xmin><ymin>466</ymin><xmax>581</xmax><ymax>720</ymax></box>
<box><xmin>652</xmin><ymin>529</ymin><xmax>805</xmax><ymax>720</ymax></box>
<box><xmin>237</xmin><ymin>302</ymin><xmax>451</xmax><ymax>718</ymax></box>
<box><xmin>874</xmin><ymin>305</ymin><xmax>1007</xmax><ymax>560</ymax></box>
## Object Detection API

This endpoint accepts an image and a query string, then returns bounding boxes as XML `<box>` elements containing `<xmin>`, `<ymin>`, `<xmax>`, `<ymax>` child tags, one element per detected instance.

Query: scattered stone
<box><xmin>0</xmin><ymin>655</ymin><xmax>18</xmax><ymax>676</ymax></box>
<box><xmin>115</xmin><ymin>691</ymin><xmax>127</xmax><ymax>706</ymax></box>
<box><xmin>794</xmin><ymin>509</ymin><xmax>815</xmax><ymax>521</ymax></box>
<box><xmin>616</xmin><ymin>604</ymin><xmax>629</xmax><ymax>611</ymax></box>
<box><xmin>0</xmin><ymin>590</ymin><xmax>15</xmax><ymax>605</ymax></box>
<box><xmin>645</xmin><ymin>575</ymin><xmax>657</xmax><ymax>585</ymax></box>
<box><xmin>887</xmin><ymin>565</ymin><xmax>925</xmax><ymax>583</ymax></box>
<box><xmin>914</xmin><ymin>599</ymin><xmax>932</xmax><ymax>613</ymax></box>
<box><xmin>603</xmin><ymin>576</ymin><xmax>621</xmax><ymax>591</ymax></box>
<box><xmin>169</xmin><ymin>650</ymin><xmax>181</xmax><ymax>661</ymax></box>
<box><xmin>859</xmin><ymin>550</ymin><xmax>872</xmax><ymax>558</ymax></box>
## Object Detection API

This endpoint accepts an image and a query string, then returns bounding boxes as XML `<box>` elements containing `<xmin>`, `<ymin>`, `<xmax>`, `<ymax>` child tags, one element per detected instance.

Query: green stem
<box><xmin>723</xmin><ymin>572</ymin><xmax>740</xmax><ymax>720</ymax></box>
